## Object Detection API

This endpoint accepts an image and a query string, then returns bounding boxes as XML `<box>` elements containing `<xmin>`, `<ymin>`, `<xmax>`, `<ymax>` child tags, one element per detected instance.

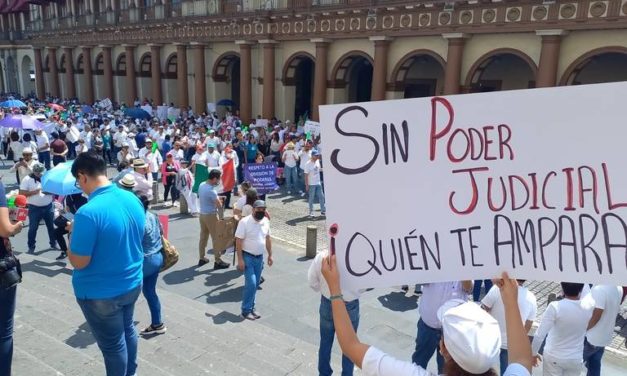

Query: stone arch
<box><xmin>465</xmin><ymin>48</ymin><xmax>537</xmax><ymax>92</ymax></box>
<box><xmin>390</xmin><ymin>49</ymin><xmax>446</xmax><ymax>98</ymax></box>
<box><xmin>282</xmin><ymin>52</ymin><xmax>315</xmax><ymax>120</ymax></box>
<box><xmin>20</xmin><ymin>55</ymin><xmax>35</xmax><ymax>96</ymax></box>
<box><xmin>5</xmin><ymin>56</ymin><xmax>18</xmax><ymax>93</ymax></box>
<box><xmin>559</xmin><ymin>46</ymin><xmax>627</xmax><ymax>86</ymax></box>
<box><xmin>58</xmin><ymin>53</ymin><xmax>67</xmax><ymax>74</ymax></box>
<box><xmin>212</xmin><ymin>52</ymin><xmax>241</xmax><ymax>110</ymax></box>
<box><xmin>115</xmin><ymin>53</ymin><xmax>127</xmax><ymax>75</ymax></box>
<box><xmin>162</xmin><ymin>52</ymin><xmax>177</xmax><ymax>105</ymax></box>
<box><xmin>114</xmin><ymin>52</ymin><xmax>127</xmax><ymax>104</ymax></box>
<box><xmin>138</xmin><ymin>52</ymin><xmax>151</xmax><ymax>77</ymax></box>
<box><xmin>164</xmin><ymin>53</ymin><xmax>177</xmax><ymax>79</ymax></box>
<box><xmin>330</xmin><ymin>51</ymin><xmax>374</xmax><ymax>103</ymax></box>
<box><xmin>93</xmin><ymin>52</ymin><xmax>105</xmax><ymax>100</ymax></box>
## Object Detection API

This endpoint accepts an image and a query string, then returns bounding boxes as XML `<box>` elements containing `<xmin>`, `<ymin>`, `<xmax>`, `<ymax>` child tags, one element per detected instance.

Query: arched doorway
<box><xmin>75</xmin><ymin>53</ymin><xmax>85</xmax><ymax>100</ymax></box>
<box><xmin>164</xmin><ymin>53</ymin><xmax>177</xmax><ymax>105</ymax></box>
<box><xmin>5</xmin><ymin>56</ymin><xmax>18</xmax><ymax>94</ymax></box>
<box><xmin>466</xmin><ymin>50</ymin><xmax>537</xmax><ymax>92</ymax></box>
<box><xmin>560</xmin><ymin>49</ymin><xmax>627</xmax><ymax>85</ymax></box>
<box><xmin>20</xmin><ymin>55</ymin><xmax>35</xmax><ymax>96</ymax></box>
<box><xmin>331</xmin><ymin>52</ymin><xmax>373</xmax><ymax>103</ymax></box>
<box><xmin>138</xmin><ymin>52</ymin><xmax>152</xmax><ymax>102</ymax></box>
<box><xmin>283</xmin><ymin>53</ymin><xmax>315</xmax><ymax>121</ymax></box>
<box><xmin>115</xmin><ymin>53</ymin><xmax>127</xmax><ymax>104</ymax></box>
<box><xmin>213</xmin><ymin>52</ymin><xmax>241</xmax><ymax>112</ymax></box>
<box><xmin>93</xmin><ymin>52</ymin><xmax>105</xmax><ymax>100</ymax></box>
<box><xmin>58</xmin><ymin>53</ymin><xmax>67</xmax><ymax>97</ymax></box>
<box><xmin>391</xmin><ymin>50</ymin><xmax>445</xmax><ymax>98</ymax></box>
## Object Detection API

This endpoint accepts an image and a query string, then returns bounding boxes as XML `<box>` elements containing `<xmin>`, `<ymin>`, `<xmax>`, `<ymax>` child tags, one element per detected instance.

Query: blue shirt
<box><xmin>70</xmin><ymin>184</ymin><xmax>145</xmax><ymax>299</ymax></box>
<box><xmin>246</xmin><ymin>143</ymin><xmax>258</xmax><ymax>163</ymax></box>
<box><xmin>135</xmin><ymin>132</ymin><xmax>147</xmax><ymax>147</ymax></box>
<box><xmin>161</xmin><ymin>141</ymin><xmax>172</xmax><ymax>159</ymax></box>
<box><xmin>142</xmin><ymin>211</ymin><xmax>162</xmax><ymax>256</ymax></box>
<box><xmin>198</xmin><ymin>181</ymin><xmax>218</xmax><ymax>214</ymax></box>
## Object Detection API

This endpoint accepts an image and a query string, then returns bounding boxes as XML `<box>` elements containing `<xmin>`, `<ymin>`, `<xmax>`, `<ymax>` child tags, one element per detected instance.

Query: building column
<box><xmin>63</xmin><ymin>47</ymin><xmax>76</xmax><ymax>99</ymax></box>
<box><xmin>48</xmin><ymin>47</ymin><xmax>60</xmax><ymax>98</ymax></box>
<box><xmin>370</xmin><ymin>36</ymin><xmax>392</xmax><ymax>101</ymax></box>
<box><xmin>176</xmin><ymin>43</ymin><xmax>188</xmax><ymax>109</ymax></box>
<box><xmin>311</xmin><ymin>38</ymin><xmax>329</xmax><ymax>121</ymax></box>
<box><xmin>442</xmin><ymin>33</ymin><xmax>470</xmax><ymax>95</ymax></box>
<box><xmin>261</xmin><ymin>40</ymin><xmax>276</xmax><ymax>119</ymax></box>
<box><xmin>102</xmin><ymin>45</ymin><xmax>114</xmax><ymax>100</ymax></box>
<box><xmin>191</xmin><ymin>43</ymin><xmax>206</xmax><ymax>114</ymax></box>
<box><xmin>124</xmin><ymin>45</ymin><xmax>137</xmax><ymax>105</ymax></box>
<box><xmin>536</xmin><ymin>30</ymin><xmax>567</xmax><ymax>88</ymax></box>
<box><xmin>149</xmin><ymin>44</ymin><xmax>163</xmax><ymax>105</ymax></box>
<box><xmin>82</xmin><ymin>46</ymin><xmax>95</xmax><ymax>104</ymax></box>
<box><xmin>237</xmin><ymin>41</ymin><xmax>253</xmax><ymax>122</ymax></box>
<box><xmin>33</xmin><ymin>47</ymin><xmax>45</xmax><ymax>99</ymax></box>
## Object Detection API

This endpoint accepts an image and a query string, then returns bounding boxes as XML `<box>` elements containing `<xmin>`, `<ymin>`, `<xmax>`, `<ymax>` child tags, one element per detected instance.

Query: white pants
<box><xmin>543</xmin><ymin>355</ymin><xmax>583</xmax><ymax>376</ymax></box>
<box><xmin>182</xmin><ymin>189</ymin><xmax>199</xmax><ymax>214</ymax></box>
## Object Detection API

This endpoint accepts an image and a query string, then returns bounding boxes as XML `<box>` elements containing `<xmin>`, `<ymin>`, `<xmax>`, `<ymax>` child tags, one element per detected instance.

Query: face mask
<box><xmin>254</xmin><ymin>211</ymin><xmax>265</xmax><ymax>221</ymax></box>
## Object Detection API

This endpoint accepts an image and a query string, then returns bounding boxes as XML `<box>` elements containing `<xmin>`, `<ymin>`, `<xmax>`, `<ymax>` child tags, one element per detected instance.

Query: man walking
<box><xmin>304</xmin><ymin>150</ymin><xmax>325</xmax><ymax>217</ymax></box>
<box><xmin>236</xmin><ymin>200</ymin><xmax>273</xmax><ymax>320</ymax></box>
<box><xmin>68</xmin><ymin>150</ymin><xmax>145</xmax><ymax>376</ymax></box>
<box><xmin>19</xmin><ymin>162</ymin><xmax>56</xmax><ymax>253</ymax></box>
<box><xmin>583</xmin><ymin>284</ymin><xmax>623</xmax><ymax>376</ymax></box>
<box><xmin>197</xmin><ymin>169</ymin><xmax>229</xmax><ymax>269</ymax></box>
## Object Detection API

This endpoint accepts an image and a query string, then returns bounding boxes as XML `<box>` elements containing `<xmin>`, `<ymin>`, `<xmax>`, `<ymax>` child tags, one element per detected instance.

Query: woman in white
<box><xmin>75</xmin><ymin>139</ymin><xmax>89</xmax><ymax>155</ymax></box>
<box><xmin>131</xmin><ymin>159</ymin><xmax>154</xmax><ymax>201</ymax></box>
<box><xmin>320</xmin><ymin>255</ymin><xmax>534</xmax><ymax>376</ymax></box>
<box><xmin>117</xmin><ymin>142</ymin><xmax>134</xmax><ymax>166</ymax></box>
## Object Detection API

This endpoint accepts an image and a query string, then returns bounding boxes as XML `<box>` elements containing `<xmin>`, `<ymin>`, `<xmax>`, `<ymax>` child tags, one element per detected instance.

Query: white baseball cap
<box><xmin>438</xmin><ymin>299</ymin><xmax>501</xmax><ymax>374</ymax></box>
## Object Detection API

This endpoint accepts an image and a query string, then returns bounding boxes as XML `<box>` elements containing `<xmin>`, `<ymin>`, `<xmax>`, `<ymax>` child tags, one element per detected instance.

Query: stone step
<box><xmin>13</xmin><ymin>252</ymin><xmax>327</xmax><ymax>375</ymax></box>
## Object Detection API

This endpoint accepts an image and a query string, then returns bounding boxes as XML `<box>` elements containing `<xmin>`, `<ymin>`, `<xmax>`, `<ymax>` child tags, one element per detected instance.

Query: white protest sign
<box><xmin>156</xmin><ymin>106</ymin><xmax>168</xmax><ymax>120</ymax></box>
<box><xmin>141</xmin><ymin>105</ymin><xmax>153</xmax><ymax>115</ymax></box>
<box><xmin>253</xmin><ymin>119</ymin><xmax>269</xmax><ymax>128</ymax></box>
<box><xmin>304</xmin><ymin>120</ymin><xmax>321</xmax><ymax>137</ymax></box>
<box><xmin>99</xmin><ymin>98</ymin><xmax>113</xmax><ymax>110</ymax></box>
<box><xmin>207</xmin><ymin>103</ymin><xmax>216</xmax><ymax>114</ymax></box>
<box><xmin>167</xmin><ymin>108</ymin><xmax>180</xmax><ymax>120</ymax></box>
<box><xmin>319</xmin><ymin>82</ymin><xmax>627</xmax><ymax>290</ymax></box>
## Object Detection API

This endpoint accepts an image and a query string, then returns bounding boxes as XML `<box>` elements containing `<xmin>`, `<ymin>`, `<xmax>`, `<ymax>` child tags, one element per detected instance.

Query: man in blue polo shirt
<box><xmin>68</xmin><ymin>150</ymin><xmax>145</xmax><ymax>376</ymax></box>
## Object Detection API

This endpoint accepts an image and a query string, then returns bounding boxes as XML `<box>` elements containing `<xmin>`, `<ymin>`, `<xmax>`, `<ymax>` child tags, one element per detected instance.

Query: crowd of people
<box><xmin>0</xmin><ymin>94</ymin><xmax>625</xmax><ymax>376</ymax></box>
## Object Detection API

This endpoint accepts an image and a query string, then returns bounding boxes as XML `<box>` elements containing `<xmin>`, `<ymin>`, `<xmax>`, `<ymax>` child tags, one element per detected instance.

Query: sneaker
<box><xmin>260</xmin><ymin>276</ymin><xmax>265</xmax><ymax>284</ymax></box>
<box><xmin>301</xmin><ymin>192</ymin><xmax>306</xmax><ymax>197</ymax></box>
<box><xmin>321</xmin><ymin>211</ymin><xmax>326</xmax><ymax>216</ymax></box>
<box><xmin>173</xmin><ymin>202</ymin><xmax>180</xmax><ymax>207</ymax></box>
<box><xmin>198</xmin><ymin>258</ymin><xmax>210</xmax><ymax>267</ymax></box>
<box><xmin>251</xmin><ymin>311</ymin><xmax>261</xmax><ymax>319</ymax></box>
<box><xmin>56</xmin><ymin>252</ymin><xmax>67</xmax><ymax>260</ymax></box>
<box><xmin>141</xmin><ymin>323</ymin><xmax>167</xmax><ymax>335</ymax></box>
<box><xmin>308</xmin><ymin>212</ymin><xmax>314</xmax><ymax>218</ymax></box>
<box><xmin>401</xmin><ymin>285</ymin><xmax>409</xmax><ymax>293</ymax></box>
<box><xmin>164</xmin><ymin>202</ymin><xmax>172</xmax><ymax>207</ymax></box>
<box><xmin>27</xmin><ymin>247</ymin><xmax>35</xmax><ymax>254</ymax></box>
<box><xmin>214</xmin><ymin>260</ymin><xmax>230</xmax><ymax>270</ymax></box>
<box><xmin>242</xmin><ymin>312</ymin><xmax>256</xmax><ymax>321</ymax></box>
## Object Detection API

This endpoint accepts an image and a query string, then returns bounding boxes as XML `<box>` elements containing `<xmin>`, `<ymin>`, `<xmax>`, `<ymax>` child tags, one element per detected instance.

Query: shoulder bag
<box><xmin>158</xmin><ymin>216</ymin><xmax>179</xmax><ymax>272</ymax></box>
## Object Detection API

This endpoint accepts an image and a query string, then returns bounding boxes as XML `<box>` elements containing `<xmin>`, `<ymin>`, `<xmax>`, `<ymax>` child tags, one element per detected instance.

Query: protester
<box><xmin>281</xmin><ymin>142</ymin><xmax>299</xmax><ymax>194</ymax></box>
<box><xmin>139</xmin><ymin>139</ymin><xmax>163</xmax><ymax>181</ymax></box>
<box><xmin>319</xmin><ymin>255</ymin><xmax>534</xmax><ymax>376</ymax></box>
<box><xmin>482</xmin><ymin>280</ymin><xmax>537</xmax><ymax>375</ymax></box>
<box><xmin>118</xmin><ymin>173</ymin><xmax>137</xmax><ymax>193</ymax></box>
<box><xmin>35</xmin><ymin>128</ymin><xmax>51</xmax><ymax>169</ymax></box>
<box><xmin>531</xmin><ymin>283</ymin><xmax>594</xmax><ymax>376</ymax></box>
<box><xmin>308</xmin><ymin>250</ymin><xmax>361</xmax><ymax>376</ymax></box>
<box><xmin>473</xmin><ymin>279</ymin><xmax>494</xmax><ymax>302</ymax></box>
<box><xmin>50</xmin><ymin>132</ymin><xmax>68</xmax><ymax>166</ymax></box>
<box><xmin>161</xmin><ymin>154</ymin><xmax>179</xmax><ymax>207</ymax></box>
<box><xmin>75</xmin><ymin>138</ymin><xmax>89</xmax><ymax>155</ymax></box>
<box><xmin>137</xmin><ymin>195</ymin><xmax>166</xmax><ymax>335</ymax></box>
<box><xmin>304</xmin><ymin>150</ymin><xmax>326</xmax><ymax>217</ymax></box>
<box><xmin>117</xmin><ymin>142</ymin><xmax>134</xmax><ymax>167</ymax></box>
<box><xmin>68</xmin><ymin>150</ymin><xmax>145</xmax><ymax>376</ymax></box>
<box><xmin>19</xmin><ymin>162</ymin><xmax>56</xmax><ymax>253</ymax></box>
<box><xmin>582</xmin><ymin>285</ymin><xmax>623</xmax><ymax>376</ymax></box>
<box><xmin>239</xmin><ymin>188</ymin><xmax>258</xmax><ymax>218</ymax></box>
<box><xmin>175</xmin><ymin>160</ymin><xmax>198</xmax><ymax>215</ymax></box>
<box><xmin>236</xmin><ymin>200</ymin><xmax>273</xmax><ymax>320</ymax></box>
<box><xmin>9</xmin><ymin>147</ymin><xmax>36</xmax><ymax>183</ymax></box>
<box><xmin>132</xmin><ymin>158</ymin><xmax>154</xmax><ymax>201</ymax></box>
<box><xmin>197</xmin><ymin>169</ymin><xmax>229</xmax><ymax>269</ymax></box>
<box><xmin>412</xmin><ymin>281</ymin><xmax>473</xmax><ymax>373</ymax></box>
<box><xmin>53</xmin><ymin>193</ymin><xmax>88</xmax><ymax>260</ymax></box>
<box><xmin>0</xmin><ymin>180</ymin><xmax>24</xmax><ymax>376</ymax></box>
<box><xmin>233</xmin><ymin>181</ymin><xmax>252</xmax><ymax>219</ymax></box>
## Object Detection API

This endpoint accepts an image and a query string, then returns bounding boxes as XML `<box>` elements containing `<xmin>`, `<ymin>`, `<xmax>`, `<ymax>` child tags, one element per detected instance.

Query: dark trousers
<box><xmin>163</xmin><ymin>183</ymin><xmax>179</xmax><ymax>203</ymax></box>
<box><xmin>0</xmin><ymin>285</ymin><xmax>16</xmax><ymax>376</ymax></box>
<box><xmin>55</xmin><ymin>226</ymin><xmax>69</xmax><ymax>252</ymax></box>
<box><xmin>221</xmin><ymin>191</ymin><xmax>232</xmax><ymax>209</ymax></box>
<box><xmin>103</xmin><ymin>149</ymin><xmax>114</xmax><ymax>165</ymax></box>
<box><xmin>66</xmin><ymin>141</ymin><xmax>76</xmax><ymax>159</ymax></box>
<box><xmin>412</xmin><ymin>318</ymin><xmax>445</xmax><ymax>373</ymax></box>
<box><xmin>52</xmin><ymin>155</ymin><xmax>66</xmax><ymax>166</ymax></box>
<box><xmin>27</xmin><ymin>203</ymin><xmax>56</xmax><ymax>251</ymax></box>
<box><xmin>38</xmin><ymin>151</ymin><xmax>51</xmax><ymax>170</ymax></box>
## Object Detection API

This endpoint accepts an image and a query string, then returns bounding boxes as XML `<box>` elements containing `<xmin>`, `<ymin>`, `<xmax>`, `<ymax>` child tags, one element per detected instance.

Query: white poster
<box><xmin>304</xmin><ymin>120</ymin><xmax>321</xmax><ymax>137</ymax></box>
<box><xmin>141</xmin><ymin>105</ymin><xmax>153</xmax><ymax>115</ymax></box>
<box><xmin>167</xmin><ymin>108</ymin><xmax>180</xmax><ymax>120</ymax></box>
<box><xmin>319</xmin><ymin>82</ymin><xmax>627</xmax><ymax>290</ymax></box>
<box><xmin>99</xmin><ymin>98</ymin><xmax>112</xmax><ymax>110</ymax></box>
<box><xmin>207</xmin><ymin>103</ymin><xmax>216</xmax><ymax>114</ymax></box>
<box><xmin>253</xmin><ymin>119</ymin><xmax>269</xmax><ymax>128</ymax></box>
<box><xmin>156</xmin><ymin>106</ymin><xmax>168</xmax><ymax>121</ymax></box>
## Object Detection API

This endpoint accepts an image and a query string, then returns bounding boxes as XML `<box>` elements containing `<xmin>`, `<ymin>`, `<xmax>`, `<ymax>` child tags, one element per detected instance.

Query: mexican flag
<box><xmin>221</xmin><ymin>159</ymin><xmax>235</xmax><ymax>194</ymax></box>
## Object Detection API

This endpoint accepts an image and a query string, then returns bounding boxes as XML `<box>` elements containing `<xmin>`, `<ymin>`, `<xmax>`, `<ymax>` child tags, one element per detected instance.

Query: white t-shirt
<box><xmin>307</xmin><ymin>251</ymin><xmax>361</xmax><ymax>302</ymax></box>
<box><xmin>20</xmin><ymin>175</ymin><xmax>53</xmax><ymax>207</ymax></box>
<box><xmin>304</xmin><ymin>159</ymin><xmax>322</xmax><ymax>186</ymax></box>
<box><xmin>298</xmin><ymin>149</ymin><xmax>311</xmax><ymax>169</ymax></box>
<box><xmin>234</xmin><ymin>196</ymin><xmax>247</xmax><ymax>211</ymax></box>
<box><xmin>282</xmin><ymin>149</ymin><xmax>298</xmax><ymax>168</ymax></box>
<box><xmin>362</xmin><ymin>346</ymin><xmax>530</xmax><ymax>376</ymax></box>
<box><xmin>192</xmin><ymin>151</ymin><xmax>208</xmax><ymax>167</ymax></box>
<box><xmin>9</xmin><ymin>141</ymin><xmax>23</xmax><ymax>161</ymax></box>
<box><xmin>235</xmin><ymin>215</ymin><xmax>270</xmax><ymax>256</ymax></box>
<box><xmin>206</xmin><ymin>151</ymin><xmax>221</xmax><ymax>168</ymax></box>
<box><xmin>482</xmin><ymin>285</ymin><xmax>537</xmax><ymax>349</ymax></box>
<box><xmin>35</xmin><ymin>132</ymin><xmax>49</xmax><ymax>152</ymax></box>
<box><xmin>585</xmin><ymin>285</ymin><xmax>623</xmax><ymax>347</ymax></box>
<box><xmin>241</xmin><ymin>204</ymin><xmax>253</xmax><ymax>217</ymax></box>
<box><xmin>531</xmin><ymin>298</ymin><xmax>594</xmax><ymax>360</ymax></box>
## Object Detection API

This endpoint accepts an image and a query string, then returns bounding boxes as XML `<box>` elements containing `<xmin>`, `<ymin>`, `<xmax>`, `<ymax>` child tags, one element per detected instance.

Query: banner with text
<box><xmin>319</xmin><ymin>82</ymin><xmax>627</xmax><ymax>290</ymax></box>
<box><xmin>244</xmin><ymin>162</ymin><xmax>279</xmax><ymax>194</ymax></box>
